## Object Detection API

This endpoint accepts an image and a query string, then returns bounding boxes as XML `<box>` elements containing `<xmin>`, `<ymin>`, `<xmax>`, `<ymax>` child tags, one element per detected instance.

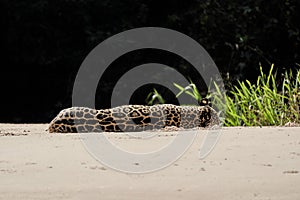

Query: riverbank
<box><xmin>0</xmin><ymin>124</ymin><xmax>299</xmax><ymax>200</ymax></box>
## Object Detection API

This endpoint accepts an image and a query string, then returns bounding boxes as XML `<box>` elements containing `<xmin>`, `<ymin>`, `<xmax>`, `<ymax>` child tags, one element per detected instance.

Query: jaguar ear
<box><xmin>198</xmin><ymin>98</ymin><xmax>212</xmax><ymax>107</ymax></box>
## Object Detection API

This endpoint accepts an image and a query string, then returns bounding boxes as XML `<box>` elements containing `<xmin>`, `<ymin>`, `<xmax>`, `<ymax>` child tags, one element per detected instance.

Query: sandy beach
<box><xmin>0</xmin><ymin>124</ymin><xmax>299</xmax><ymax>200</ymax></box>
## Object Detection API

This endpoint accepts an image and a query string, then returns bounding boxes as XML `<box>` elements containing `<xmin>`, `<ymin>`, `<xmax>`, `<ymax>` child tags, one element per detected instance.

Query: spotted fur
<box><xmin>48</xmin><ymin>104</ymin><xmax>220</xmax><ymax>133</ymax></box>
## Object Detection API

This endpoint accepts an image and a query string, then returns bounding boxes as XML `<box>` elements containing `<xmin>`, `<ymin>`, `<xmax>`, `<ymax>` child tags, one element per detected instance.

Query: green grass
<box><xmin>146</xmin><ymin>88</ymin><xmax>165</xmax><ymax>105</ymax></box>
<box><xmin>146</xmin><ymin>64</ymin><xmax>300</xmax><ymax>126</ymax></box>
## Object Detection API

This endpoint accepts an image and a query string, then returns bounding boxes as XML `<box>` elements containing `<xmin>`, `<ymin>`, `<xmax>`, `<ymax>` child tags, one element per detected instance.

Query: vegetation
<box><xmin>147</xmin><ymin>65</ymin><xmax>300</xmax><ymax>126</ymax></box>
<box><xmin>146</xmin><ymin>89</ymin><xmax>165</xmax><ymax>105</ymax></box>
<box><xmin>2</xmin><ymin>0</ymin><xmax>299</xmax><ymax>122</ymax></box>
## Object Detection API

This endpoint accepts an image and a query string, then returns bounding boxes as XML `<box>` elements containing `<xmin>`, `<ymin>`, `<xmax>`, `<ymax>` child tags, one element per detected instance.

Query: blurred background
<box><xmin>1</xmin><ymin>0</ymin><xmax>299</xmax><ymax>122</ymax></box>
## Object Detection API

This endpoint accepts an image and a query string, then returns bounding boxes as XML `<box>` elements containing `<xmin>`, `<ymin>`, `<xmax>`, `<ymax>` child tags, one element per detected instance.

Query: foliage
<box><xmin>146</xmin><ymin>89</ymin><xmax>165</xmax><ymax>105</ymax></box>
<box><xmin>218</xmin><ymin>65</ymin><xmax>300</xmax><ymax>126</ymax></box>
<box><xmin>173</xmin><ymin>83</ymin><xmax>202</xmax><ymax>102</ymax></box>
<box><xmin>147</xmin><ymin>65</ymin><xmax>300</xmax><ymax>126</ymax></box>
<box><xmin>1</xmin><ymin>0</ymin><xmax>300</xmax><ymax>122</ymax></box>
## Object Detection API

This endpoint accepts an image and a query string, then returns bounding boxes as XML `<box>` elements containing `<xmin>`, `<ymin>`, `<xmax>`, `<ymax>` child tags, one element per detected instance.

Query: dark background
<box><xmin>1</xmin><ymin>0</ymin><xmax>299</xmax><ymax>123</ymax></box>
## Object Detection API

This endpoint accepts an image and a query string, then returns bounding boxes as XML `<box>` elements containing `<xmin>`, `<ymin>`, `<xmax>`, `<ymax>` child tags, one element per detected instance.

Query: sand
<box><xmin>0</xmin><ymin>124</ymin><xmax>299</xmax><ymax>200</ymax></box>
